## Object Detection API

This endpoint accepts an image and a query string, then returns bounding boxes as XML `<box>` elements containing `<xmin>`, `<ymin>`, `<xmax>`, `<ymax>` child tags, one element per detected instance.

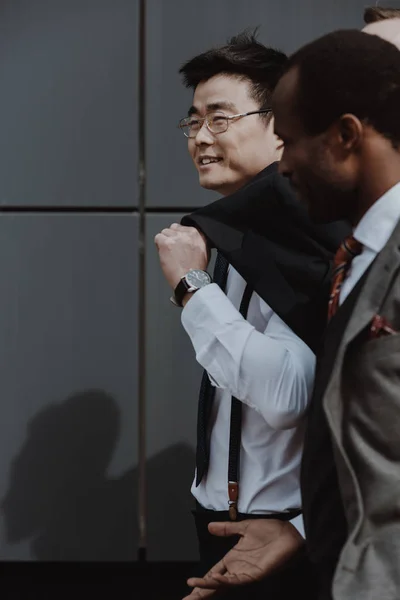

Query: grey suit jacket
<box><xmin>323</xmin><ymin>217</ymin><xmax>400</xmax><ymax>600</ymax></box>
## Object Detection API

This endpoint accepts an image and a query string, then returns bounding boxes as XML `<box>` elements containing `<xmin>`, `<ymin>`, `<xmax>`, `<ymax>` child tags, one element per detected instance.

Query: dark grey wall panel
<box><xmin>0</xmin><ymin>214</ymin><xmax>138</xmax><ymax>560</ymax></box>
<box><xmin>146</xmin><ymin>0</ymin><xmax>369</xmax><ymax>208</ymax></box>
<box><xmin>0</xmin><ymin>0</ymin><xmax>138</xmax><ymax>207</ymax></box>
<box><xmin>145</xmin><ymin>214</ymin><xmax>202</xmax><ymax>561</ymax></box>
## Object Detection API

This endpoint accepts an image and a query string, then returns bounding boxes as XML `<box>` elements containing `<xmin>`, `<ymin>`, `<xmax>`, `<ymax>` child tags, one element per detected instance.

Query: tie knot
<box><xmin>334</xmin><ymin>235</ymin><xmax>363</xmax><ymax>268</ymax></box>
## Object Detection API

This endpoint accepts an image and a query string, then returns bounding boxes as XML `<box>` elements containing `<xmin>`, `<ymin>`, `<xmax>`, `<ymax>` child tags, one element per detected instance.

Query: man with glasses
<box><xmin>155</xmin><ymin>31</ymin><xmax>348</xmax><ymax>599</ymax></box>
<box><xmin>182</xmin><ymin>27</ymin><xmax>400</xmax><ymax>600</ymax></box>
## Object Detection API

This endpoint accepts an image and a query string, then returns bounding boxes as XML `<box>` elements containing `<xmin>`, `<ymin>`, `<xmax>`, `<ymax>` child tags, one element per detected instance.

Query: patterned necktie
<box><xmin>195</xmin><ymin>251</ymin><xmax>229</xmax><ymax>486</ymax></box>
<box><xmin>328</xmin><ymin>235</ymin><xmax>363</xmax><ymax>321</ymax></box>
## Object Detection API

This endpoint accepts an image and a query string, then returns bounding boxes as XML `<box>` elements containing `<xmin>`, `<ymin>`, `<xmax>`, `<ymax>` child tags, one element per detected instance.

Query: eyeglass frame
<box><xmin>178</xmin><ymin>108</ymin><xmax>273</xmax><ymax>138</ymax></box>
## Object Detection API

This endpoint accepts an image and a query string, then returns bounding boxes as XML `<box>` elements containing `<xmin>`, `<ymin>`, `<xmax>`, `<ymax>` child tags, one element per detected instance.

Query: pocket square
<box><xmin>370</xmin><ymin>314</ymin><xmax>398</xmax><ymax>339</ymax></box>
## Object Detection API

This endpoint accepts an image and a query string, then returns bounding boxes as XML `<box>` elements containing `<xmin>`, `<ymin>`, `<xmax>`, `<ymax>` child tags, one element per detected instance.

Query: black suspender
<box><xmin>227</xmin><ymin>283</ymin><xmax>253</xmax><ymax>520</ymax></box>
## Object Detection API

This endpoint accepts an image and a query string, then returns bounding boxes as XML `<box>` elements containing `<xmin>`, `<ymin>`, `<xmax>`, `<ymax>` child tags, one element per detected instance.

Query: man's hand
<box><xmin>182</xmin><ymin>518</ymin><xmax>304</xmax><ymax>599</ymax></box>
<box><xmin>154</xmin><ymin>223</ymin><xmax>209</xmax><ymax>291</ymax></box>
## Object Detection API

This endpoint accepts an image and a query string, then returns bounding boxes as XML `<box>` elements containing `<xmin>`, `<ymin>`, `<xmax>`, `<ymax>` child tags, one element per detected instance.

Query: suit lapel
<box><xmin>324</xmin><ymin>217</ymin><xmax>400</xmax><ymax>443</ymax></box>
<box><xmin>343</xmin><ymin>217</ymin><xmax>400</xmax><ymax>348</ymax></box>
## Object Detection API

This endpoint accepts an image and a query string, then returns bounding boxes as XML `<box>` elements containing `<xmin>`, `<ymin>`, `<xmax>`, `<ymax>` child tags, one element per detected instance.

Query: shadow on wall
<box><xmin>0</xmin><ymin>389</ymin><xmax>196</xmax><ymax>561</ymax></box>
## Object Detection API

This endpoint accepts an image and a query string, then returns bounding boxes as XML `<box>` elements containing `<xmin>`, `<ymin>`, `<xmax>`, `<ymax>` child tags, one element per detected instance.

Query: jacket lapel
<box><xmin>324</xmin><ymin>216</ymin><xmax>400</xmax><ymax>444</ymax></box>
<box><xmin>343</xmin><ymin>216</ymin><xmax>400</xmax><ymax>349</ymax></box>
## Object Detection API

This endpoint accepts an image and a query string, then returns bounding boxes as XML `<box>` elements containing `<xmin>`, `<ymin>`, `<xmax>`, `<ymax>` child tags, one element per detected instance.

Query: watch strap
<box><xmin>171</xmin><ymin>270</ymin><xmax>212</xmax><ymax>307</ymax></box>
<box><xmin>173</xmin><ymin>278</ymin><xmax>191</xmax><ymax>307</ymax></box>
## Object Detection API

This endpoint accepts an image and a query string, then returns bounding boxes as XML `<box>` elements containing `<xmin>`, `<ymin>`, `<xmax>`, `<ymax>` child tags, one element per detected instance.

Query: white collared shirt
<box><xmin>181</xmin><ymin>265</ymin><xmax>316</xmax><ymax>536</ymax></box>
<box><xmin>340</xmin><ymin>182</ymin><xmax>400</xmax><ymax>303</ymax></box>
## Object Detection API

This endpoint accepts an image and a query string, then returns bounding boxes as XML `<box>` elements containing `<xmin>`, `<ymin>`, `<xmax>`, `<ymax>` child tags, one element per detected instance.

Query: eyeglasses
<box><xmin>178</xmin><ymin>109</ymin><xmax>272</xmax><ymax>138</ymax></box>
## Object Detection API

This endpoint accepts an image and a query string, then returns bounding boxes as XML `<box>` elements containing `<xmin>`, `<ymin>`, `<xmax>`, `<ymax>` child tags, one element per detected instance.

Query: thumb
<box><xmin>208</xmin><ymin>520</ymin><xmax>246</xmax><ymax>538</ymax></box>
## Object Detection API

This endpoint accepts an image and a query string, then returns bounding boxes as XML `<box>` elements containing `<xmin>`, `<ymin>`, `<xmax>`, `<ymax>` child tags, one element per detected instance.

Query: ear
<box><xmin>336</xmin><ymin>114</ymin><xmax>363</xmax><ymax>151</ymax></box>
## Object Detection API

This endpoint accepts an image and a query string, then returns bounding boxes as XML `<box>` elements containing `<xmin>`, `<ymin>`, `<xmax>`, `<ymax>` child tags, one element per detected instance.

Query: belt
<box><xmin>195</xmin><ymin>500</ymin><xmax>301</xmax><ymax>523</ymax></box>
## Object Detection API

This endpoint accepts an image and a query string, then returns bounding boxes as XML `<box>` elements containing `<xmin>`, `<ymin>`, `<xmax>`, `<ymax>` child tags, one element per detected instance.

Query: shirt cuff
<box><xmin>181</xmin><ymin>283</ymin><xmax>248</xmax><ymax>352</ymax></box>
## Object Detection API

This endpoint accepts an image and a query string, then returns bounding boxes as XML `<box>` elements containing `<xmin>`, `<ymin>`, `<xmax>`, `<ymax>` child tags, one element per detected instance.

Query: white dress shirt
<box><xmin>181</xmin><ymin>264</ymin><xmax>316</xmax><ymax>536</ymax></box>
<box><xmin>340</xmin><ymin>182</ymin><xmax>400</xmax><ymax>303</ymax></box>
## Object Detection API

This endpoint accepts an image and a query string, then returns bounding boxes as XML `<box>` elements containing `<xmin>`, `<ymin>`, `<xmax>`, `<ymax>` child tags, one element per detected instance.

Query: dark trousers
<box><xmin>192</xmin><ymin>503</ymin><xmax>317</xmax><ymax>599</ymax></box>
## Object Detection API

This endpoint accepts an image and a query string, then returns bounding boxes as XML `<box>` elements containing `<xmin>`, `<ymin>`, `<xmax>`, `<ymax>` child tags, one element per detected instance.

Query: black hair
<box><xmin>364</xmin><ymin>5</ymin><xmax>400</xmax><ymax>23</ymax></box>
<box><xmin>283</xmin><ymin>29</ymin><xmax>400</xmax><ymax>147</ymax></box>
<box><xmin>179</xmin><ymin>29</ymin><xmax>287</xmax><ymax>117</ymax></box>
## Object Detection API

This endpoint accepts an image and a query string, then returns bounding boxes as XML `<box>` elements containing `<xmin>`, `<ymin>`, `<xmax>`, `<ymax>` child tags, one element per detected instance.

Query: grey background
<box><xmin>0</xmin><ymin>214</ymin><xmax>139</xmax><ymax>559</ymax></box>
<box><xmin>0</xmin><ymin>0</ymin><xmax>370</xmax><ymax>561</ymax></box>
<box><xmin>0</xmin><ymin>0</ymin><xmax>138</xmax><ymax>207</ymax></box>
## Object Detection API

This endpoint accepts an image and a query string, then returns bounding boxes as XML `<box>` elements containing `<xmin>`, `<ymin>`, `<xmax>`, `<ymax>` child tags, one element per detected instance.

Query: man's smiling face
<box><xmin>187</xmin><ymin>74</ymin><xmax>282</xmax><ymax>196</ymax></box>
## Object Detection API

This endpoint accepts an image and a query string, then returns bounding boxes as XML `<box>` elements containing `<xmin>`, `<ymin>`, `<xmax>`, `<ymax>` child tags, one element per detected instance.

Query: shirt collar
<box><xmin>354</xmin><ymin>181</ymin><xmax>400</xmax><ymax>253</ymax></box>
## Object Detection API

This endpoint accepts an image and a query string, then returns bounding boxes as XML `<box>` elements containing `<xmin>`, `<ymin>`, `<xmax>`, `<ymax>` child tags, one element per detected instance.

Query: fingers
<box><xmin>162</xmin><ymin>223</ymin><xmax>202</xmax><ymax>236</ymax></box>
<box><xmin>190</xmin><ymin>572</ymin><xmax>248</xmax><ymax>590</ymax></box>
<box><xmin>154</xmin><ymin>223</ymin><xmax>193</xmax><ymax>243</ymax></box>
<box><xmin>161</xmin><ymin>228</ymin><xmax>177</xmax><ymax>237</ymax></box>
<box><xmin>153</xmin><ymin>227</ymin><xmax>177</xmax><ymax>248</ymax></box>
<box><xmin>154</xmin><ymin>223</ymin><xmax>207</xmax><ymax>252</ymax></box>
<box><xmin>208</xmin><ymin>520</ymin><xmax>247</xmax><ymax>538</ymax></box>
<box><xmin>170</xmin><ymin>223</ymin><xmax>195</xmax><ymax>232</ymax></box>
<box><xmin>187</xmin><ymin>577</ymin><xmax>221</xmax><ymax>590</ymax></box>
<box><xmin>169</xmin><ymin>222</ymin><xmax>183</xmax><ymax>231</ymax></box>
<box><xmin>187</xmin><ymin>558</ymin><xmax>227</xmax><ymax>590</ymax></box>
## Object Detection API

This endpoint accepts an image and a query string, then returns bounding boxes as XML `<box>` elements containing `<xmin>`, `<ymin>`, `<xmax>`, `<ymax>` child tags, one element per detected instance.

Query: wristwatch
<box><xmin>171</xmin><ymin>269</ymin><xmax>212</xmax><ymax>307</ymax></box>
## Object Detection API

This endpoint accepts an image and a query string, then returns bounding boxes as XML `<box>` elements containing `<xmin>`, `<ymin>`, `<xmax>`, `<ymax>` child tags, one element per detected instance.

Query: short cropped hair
<box><xmin>179</xmin><ymin>30</ymin><xmax>287</xmax><ymax>115</ymax></box>
<box><xmin>283</xmin><ymin>29</ymin><xmax>400</xmax><ymax>147</ymax></box>
<box><xmin>364</xmin><ymin>6</ymin><xmax>400</xmax><ymax>23</ymax></box>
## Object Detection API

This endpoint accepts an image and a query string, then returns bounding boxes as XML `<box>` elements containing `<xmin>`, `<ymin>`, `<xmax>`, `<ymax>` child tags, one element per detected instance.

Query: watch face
<box><xmin>186</xmin><ymin>270</ymin><xmax>211</xmax><ymax>288</ymax></box>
